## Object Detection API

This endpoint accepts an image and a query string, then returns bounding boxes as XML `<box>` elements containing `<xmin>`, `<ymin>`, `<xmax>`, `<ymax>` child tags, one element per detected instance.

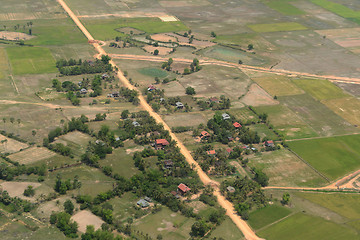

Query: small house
<box><xmin>222</xmin><ymin>113</ymin><xmax>230</xmax><ymax>120</ymax></box>
<box><xmin>132</xmin><ymin>121</ymin><xmax>140</xmax><ymax>127</ymax></box>
<box><xmin>227</xmin><ymin>186</ymin><xmax>235</xmax><ymax>193</ymax></box>
<box><xmin>144</xmin><ymin>197</ymin><xmax>152</xmax><ymax>203</ymax></box>
<box><xmin>115</xmin><ymin>137</ymin><xmax>120</xmax><ymax>141</ymax></box>
<box><xmin>209</xmin><ymin>97</ymin><xmax>219</xmax><ymax>103</ymax></box>
<box><xmin>155</xmin><ymin>139</ymin><xmax>169</xmax><ymax>149</ymax></box>
<box><xmin>177</xmin><ymin>183</ymin><xmax>191</xmax><ymax>195</ymax></box>
<box><xmin>175</xmin><ymin>102</ymin><xmax>184</xmax><ymax>109</ymax></box>
<box><xmin>164</xmin><ymin>160</ymin><xmax>173</xmax><ymax>169</ymax></box>
<box><xmin>206</xmin><ymin>150</ymin><xmax>216</xmax><ymax>155</ymax></box>
<box><xmin>233</xmin><ymin>122</ymin><xmax>242</xmax><ymax>128</ymax></box>
<box><xmin>148</xmin><ymin>85</ymin><xmax>156</xmax><ymax>91</ymax></box>
<box><xmin>111</xmin><ymin>92</ymin><xmax>119</xmax><ymax>98</ymax></box>
<box><xmin>137</xmin><ymin>199</ymin><xmax>150</xmax><ymax>208</ymax></box>
<box><xmin>200</xmin><ymin>131</ymin><xmax>210</xmax><ymax>139</ymax></box>
<box><xmin>264</xmin><ymin>140</ymin><xmax>275</xmax><ymax>148</ymax></box>
<box><xmin>80</xmin><ymin>88</ymin><xmax>88</xmax><ymax>94</ymax></box>
<box><xmin>102</xmin><ymin>74</ymin><xmax>109</xmax><ymax>79</ymax></box>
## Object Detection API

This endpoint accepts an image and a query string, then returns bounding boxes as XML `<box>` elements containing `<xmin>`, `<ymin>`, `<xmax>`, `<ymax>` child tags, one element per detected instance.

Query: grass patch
<box><xmin>322</xmin><ymin>97</ymin><xmax>360</xmax><ymax>126</ymax></box>
<box><xmin>288</xmin><ymin>134</ymin><xmax>360</xmax><ymax>180</ymax></box>
<box><xmin>0</xmin><ymin>48</ymin><xmax>9</xmax><ymax>78</ymax></box>
<box><xmin>248</xmin><ymin>22</ymin><xmax>307</xmax><ymax>33</ymax></box>
<box><xmin>295</xmin><ymin>192</ymin><xmax>360</xmax><ymax>223</ymax></box>
<box><xmin>138</xmin><ymin>67</ymin><xmax>168</xmax><ymax>78</ymax></box>
<box><xmin>279</xmin><ymin>94</ymin><xmax>357</xmax><ymax>136</ymax></box>
<box><xmin>210</xmin><ymin>216</ymin><xmax>244</xmax><ymax>240</ymax></box>
<box><xmin>254</xmin><ymin>104</ymin><xmax>318</xmax><ymax>139</ymax></box>
<box><xmin>227</xmin><ymin>107</ymin><xmax>258</xmax><ymax>122</ymax></box>
<box><xmin>6</xmin><ymin>46</ymin><xmax>57</xmax><ymax>75</ymax></box>
<box><xmin>310</xmin><ymin>0</ymin><xmax>360</xmax><ymax>19</ymax></box>
<box><xmin>293</xmin><ymin>79</ymin><xmax>349</xmax><ymax>100</ymax></box>
<box><xmin>248</xmin><ymin>205</ymin><xmax>292</xmax><ymax>230</ymax></box>
<box><xmin>83</xmin><ymin>18</ymin><xmax>188</xmax><ymax>40</ymax></box>
<box><xmin>263</xmin><ymin>0</ymin><xmax>305</xmax><ymax>15</ymax></box>
<box><xmin>252</xmin><ymin>75</ymin><xmax>303</xmax><ymax>97</ymax></box>
<box><xmin>249</xmin><ymin>124</ymin><xmax>278</xmax><ymax>140</ymax></box>
<box><xmin>258</xmin><ymin>212</ymin><xmax>359</xmax><ymax>240</ymax></box>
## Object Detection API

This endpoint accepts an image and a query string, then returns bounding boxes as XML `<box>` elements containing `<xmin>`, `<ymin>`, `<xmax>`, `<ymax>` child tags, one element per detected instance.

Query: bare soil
<box><xmin>0</xmin><ymin>31</ymin><xmax>35</xmax><ymax>41</ymax></box>
<box><xmin>143</xmin><ymin>45</ymin><xmax>172</xmax><ymax>55</ymax></box>
<box><xmin>0</xmin><ymin>181</ymin><xmax>41</xmax><ymax>198</ymax></box>
<box><xmin>151</xmin><ymin>33</ymin><xmax>177</xmax><ymax>42</ymax></box>
<box><xmin>0</xmin><ymin>135</ymin><xmax>28</xmax><ymax>154</ymax></box>
<box><xmin>241</xmin><ymin>83</ymin><xmax>279</xmax><ymax>106</ymax></box>
<box><xmin>71</xmin><ymin>210</ymin><xmax>104</xmax><ymax>233</ymax></box>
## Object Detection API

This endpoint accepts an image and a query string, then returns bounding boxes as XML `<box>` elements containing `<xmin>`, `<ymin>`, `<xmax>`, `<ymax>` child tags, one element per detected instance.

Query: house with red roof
<box><xmin>233</xmin><ymin>122</ymin><xmax>242</xmax><ymax>128</ymax></box>
<box><xmin>264</xmin><ymin>140</ymin><xmax>275</xmax><ymax>147</ymax></box>
<box><xmin>177</xmin><ymin>183</ymin><xmax>191</xmax><ymax>195</ymax></box>
<box><xmin>226</xmin><ymin>148</ymin><xmax>233</xmax><ymax>154</ymax></box>
<box><xmin>206</xmin><ymin>150</ymin><xmax>216</xmax><ymax>155</ymax></box>
<box><xmin>148</xmin><ymin>85</ymin><xmax>156</xmax><ymax>91</ymax></box>
<box><xmin>200</xmin><ymin>131</ymin><xmax>210</xmax><ymax>139</ymax></box>
<box><xmin>155</xmin><ymin>139</ymin><xmax>169</xmax><ymax>149</ymax></box>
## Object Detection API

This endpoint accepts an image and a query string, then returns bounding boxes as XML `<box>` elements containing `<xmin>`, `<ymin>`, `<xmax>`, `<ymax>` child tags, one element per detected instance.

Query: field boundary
<box><xmin>256</xmin><ymin>211</ymin><xmax>296</xmax><ymax>233</ymax></box>
<box><xmin>287</xmin><ymin>148</ymin><xmax>330</xmax><ymax>183</ymax></box>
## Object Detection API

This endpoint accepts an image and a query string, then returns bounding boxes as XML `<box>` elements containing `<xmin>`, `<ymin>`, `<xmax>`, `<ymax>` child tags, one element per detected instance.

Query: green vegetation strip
<box><xmin>248</xmin><ymin>22</ymin><xmax>307</xmax><ymax>33</ymax></box>
<box><xmin>288</xmin><ymin>134</ymin><xmax>360</xmax><ymax>180</ymax></box>
<box><xmin>310</xmin><ymin>0</ymin><xmax>360</xmax><ymax>19</ymax></box>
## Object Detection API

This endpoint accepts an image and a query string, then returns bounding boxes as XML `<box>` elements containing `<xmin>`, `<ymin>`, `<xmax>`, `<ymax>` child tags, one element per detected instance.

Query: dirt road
<box><xmin>56</xmin><ymin>0</ymin><xmax>262</xmax><ymax>239</ymax></box>
<box><xmin>109</xmin><ymin>53</ymin><xmax>360</xmax><ymax>84</ymax></box>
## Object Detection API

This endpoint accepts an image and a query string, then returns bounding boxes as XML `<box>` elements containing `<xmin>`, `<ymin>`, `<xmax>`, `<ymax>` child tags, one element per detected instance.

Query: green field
<box><xmin>210</xmin><ymin>216</ymin><xmax>244</xmax><ymax>240</ymax></box>
<box><xmin>248</xmin><ymin>205</ymin><xmax>292</xmax><ymax>230</ymax></box>
<box><xmin>310</xmin><ymin>0</ymin><xmax>360</xmax><ymax>19</ymax></box>
<box><xmin>323</xmin><ymin>97</ymin><xmax>360</xmax><ymax>127</ymax></box>
<box><xmin>83</xmin><ymin>18</ymin><xmax>188</xmax><ymax>40</ymax></box>
<box><xmin>0</xmin><ymin>48</ymin><xmax>9</xmax><ymax>79</ymax></box>
<box><xmin>288</xmin><ymin>134</ymin><xmax>360</xmax><ymax>180</ymax></box>
<box><xmin>138</xmin><ymin>67</ymin><xmax>168</xmax><ymax>78</ymax></box>
<box><xmin>296</xmin><ymin>192</ymin><xmax>360</xmax><ymax>228</ymax></box>
<box><xmin>293</xmin><ymin>79</ymin><xmax>349</xmax><ymax>100</ymax></box>
<box><xmin>248</xmin><ymin>22</ymin><xmax>307</xmax><ymax>33</ymax></box>
<box><xmin>249</xmin><ymin>123</ymin><xmax>279</xmax><ymax>140</ymax></box>
<box><xmin>252</xmin><ymin>75</ymin><xmax>303</xmax><ymax>97</ymax></box>
<box><xmin>280</xmin><ymin>94</ymin><xmax>356</xmax><ymax>136</ymax></box>
<box><xmin>258</xmin><ymin>212</ymin><xmax>359</xmax><ymax>240</ymax></box>
<box><xmin>263</xmin><ymin>0</ymin><xmax>305</xmax><ymax>15</ymax></box>
<box><xmin>6</xmin><ymin>47</ymin><xmax>57</xmax><ymax>75</ymax></box>
<box><xmin>254</xmin><ymin>104</ymin><xmax>318</xmax><ymax>139</ymax></box>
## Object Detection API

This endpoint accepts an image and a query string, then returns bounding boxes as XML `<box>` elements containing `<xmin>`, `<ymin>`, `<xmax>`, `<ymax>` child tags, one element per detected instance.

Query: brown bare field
<box><xmin>151</xmin><ymin>33</ymin><xmax>177</xmax><ymax>42</ymax></box>
<box><xmin>0</xmin><ymin>181</ymin><xmax>41</xmax><ymax>198</ymax></box>
<box><xmin>71</xmin><ymin>210</ymin><xmax>104</xmax><ymax>233</ymax></box>
<box><xmin>241</xmin><ymin>84</ymin><xmax>279</xmax><ymax>106</ymax></box>
<box><xmin>0</xmin><ymin>12</ymin><xmax>66</xmax><ymax>21</ymax></box>
<box><xmin>143</xmin><ymin>45</ymin><xmax>172</xmax><ymax>55</ymax></box>
<box><xmin>316</xmin><ymin>28</ymin><xmax>360</xmax><ymax>52</ymax></box>
<box><xmin>8</xmin><ymin>147</ymin><xmax>56</xmax><ymax>165</ymax></box>
<box><xmin>163</xmin><ymin>113</ymin><xmax>207</xmax><ymax>127</ymax></box>
<box><xmin>159</xmin><ymin>0</ymin><xmax>210</xmax><ymax>7</ymax></box>
<box><xmin>322</xmin><ymin>97</ymin><xmax>360</xmax><ymax>126</ymax></box>
<box><xmin>0</xmin><ymin>31</ymin><xmax>35</xmax><ymax>41</ymax></box>
<box><xmin>0</xmin><ymin>135</ymin><xmax>28</xmax><ymax>154</ymax></box>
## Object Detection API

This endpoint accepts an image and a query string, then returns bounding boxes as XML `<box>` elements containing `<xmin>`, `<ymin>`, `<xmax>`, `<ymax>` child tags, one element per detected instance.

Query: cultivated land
<box><xmin>1</xmin><ymin>0</ymin><xmax>360</xmax><ymax>239</ymax></box>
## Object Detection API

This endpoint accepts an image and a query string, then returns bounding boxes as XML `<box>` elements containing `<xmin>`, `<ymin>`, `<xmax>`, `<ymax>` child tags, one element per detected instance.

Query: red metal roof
<box><xmin>178</xmin><ymin>183</ymin><xmax>191</xmax><ymax>193</ymax></box>
<box><xmin>226</xmin><ymin>148</ymin><xmax>233</xmax><ymax>153</ymax></box>
<box><xmin>206</xmin><ymin>150</ymin><xmax>216</xmax><ymax>155</ymax></box>
<box><xmin>233</xmin><ymin>122</ymin><xmax>242</xmax><ymax>128</ymax></box>
<box><xmin>156</xmin><ymin>139</ymin><xmax>169</xmax><ymax>145</ymax></box>
<box><xmin>201</xmin><ymin>131</ymin><xmax>210</xmax><ymax>137</ymax></box>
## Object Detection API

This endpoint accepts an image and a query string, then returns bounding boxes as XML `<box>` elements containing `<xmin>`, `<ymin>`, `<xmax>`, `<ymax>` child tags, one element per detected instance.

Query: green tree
<box><xmin>121</xmin><ymin>110</ymin><xmax>129</xmax><ymax>119</ymax></box>
<box><xmin>191</xmin><ymin>220</ymin><xmax>209</xmax><ymax>237</ymax></box>
<box><xmin>154</xmin><ymin>49</ymin><xmax>159</xmax><ymax>55</ymax></box>
<box><xmin>248</xmin><ymin>44</ymin><xmax>254</xmax><ymax>50</ymax></box>
<box><xmin>211</xmin><ymin>31</ymin><xmax>217</xmax><ymax>37</ymax></box>
<box><xmin>64</xmin><ymin>199</ymin><xmax>75</xmax><ymax>215</ymax></box>
<box><xmin>282</xmin><ymin>192</ymin><xmax>290</xmax><ymax>205</ymax></box>
<box><xmin>185</xmin><ymin>86</ymin><xmax>196</xmax><ymax>95</ymax></box>
<box><xmin>23</xmin><ymin>185</ymin><xmax>35</xmax><ymax>197</ymax></box>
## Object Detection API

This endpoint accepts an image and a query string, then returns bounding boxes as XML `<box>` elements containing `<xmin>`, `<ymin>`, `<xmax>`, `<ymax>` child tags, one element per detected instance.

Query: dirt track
<box><xmin>108</xmin><ymin>54</ymin><xmax>360</xmax><ymax>84</ymax></box>
<box><xmin>56</xmin><ymin>0</ymin><xmax>262</xmax><ymax>239</ymax></box>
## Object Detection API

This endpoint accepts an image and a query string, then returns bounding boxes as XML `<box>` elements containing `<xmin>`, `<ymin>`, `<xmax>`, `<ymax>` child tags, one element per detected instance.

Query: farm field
<box><xmin>248</xmin><ymin>205</ymin><xmax>292</xmax><ymax>230</ymax></box>
<box><xmin>209</xmin><ymin>216</ymin><xmax>244</xmax><ymax>240</ymax></box>
<box><xmin>257</xmin><ymin>212</ymin><xmax>359</xmax><ymax>240</ymax></box>
<box><xmin>322</xmin><ymin>97</ymin><xmax>360</xmax><ymax>126</ymax></box>
<box><xmin>54</xmin><ymin>131</ymin><xmax>94</xmax><ymax>157</ymax></box>
<box><xmin>288</xmin><ymin>134</ymin><xmax>360</xmax><ymax>180</ymax></box>
<box><xmin>262</xmin><ymin>0</ymin><xmax>305</xmax><ymax>15</ymax></box>
<box><xmin>248</xmin><ymin>149</ymin><xmax>327</xmax><ymax>187</ymax></box>
<box><xmin>6</xmin><ymin>47</ymin><xmax>57</xmax><ymax>75</ymax></box>
<box><xmin>279</xmin><ymin>94</ymin><xmax>357</xmax><ymax>136</ymax></box>
<box><xmin>293</xmin><ymin>79</ymin><xmax>349</xmax><ymax>100</ymax></box>
<box><xmin>8</xmin><ymin>146</ymin><xmax>56</xmax><ymax>165</ymax></box>
<box><xmin>0</xmin><ymin>135</ymin><xmax>28</xmax><ymax>153</ymax></box>
<box><xmin>252</xmin><ymin>75</ymin><xmax>303</xmax><ymax>97</ymax></box>
<box><xmin>310</xmin><ymin>0</ymin><xmax>360</xmax><ymax>19</ymax></box>
<box><xmin>248</xmin><ymin>22</ymin><xmax>307</xmax><ymax>33</ymax></box>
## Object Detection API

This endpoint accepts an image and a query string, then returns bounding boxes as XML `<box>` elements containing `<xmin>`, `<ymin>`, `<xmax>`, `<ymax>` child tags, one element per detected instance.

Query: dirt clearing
<box><xmin>0</xmin><ymin>31</ymin><xmax>35</xmax><ymax>41</ymax></box>
<box><xmin>241</xmin><ymin>84</ymin><xmax>279</xmax><ymax>106</ymax></box>
<box><xmin>71</xmin><ymin>210</ymin><xmax>104</xmax><ymax>233</ymax></box>
<box><xmin>8</xmin><ymin>147</ymin><xmax>56</xmax><ymax>165</ymax></box>
<box><xmin>0</xmin><ymin>181</ymin><xmax>41</xmax><ymax>198</ymax></box>
<box><xmin>151</xmin><ymin>34</ymin><xmax>177</xmax><ymax>42</ymax></box>
<box><xmin>143</xmin><ymin>45</ymin><xmax>172</xmax><ymax>55</ymax></box>
<box><xmin>0</xmin><ymin>135</ymin><xmax>28</xmax><ymax>154</ymax></box>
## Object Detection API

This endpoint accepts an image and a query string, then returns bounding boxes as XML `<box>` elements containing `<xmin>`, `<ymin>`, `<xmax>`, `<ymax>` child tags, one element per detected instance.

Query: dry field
<box><xmin>322</xmin><ymin>97</ymin><xmax>360</xmax><ymax>126</ymax></box>
<box><xmin>241</xmin><ymin>84</ymin><xmax>279</xmax><ymax>106</ymax></box>
<box><xmin>151</xmin><ymin>33</ymin><xmax>177</xmax><ymax>42</ymax></box>
<box><xmin>71</xmin><ymin>210</ymin><xmax>104</xmax><ymax>233</ymax></box>
<box><xmin>0</xmin><ymin>135</ymin><xmax>28</xmax><ymax>154</ymax></box>
<box><xmin>143</xmin><ymin>45</ymin><xmax>173</xmax><ymax>55</ymax></box>
<box><xmin>0</xmin><ymin>31</ymin><xmax>35</xmax><ymax>41</ymax></box>
<box><xmin>0</xmin><ymin>181</ymin><xmax>41</xmax><ymax>198</ymax></box>
<box><xmin>8</xmin><ymin>147</ymin><xmax>56</xmax><ymax>165</ymax></box>
<box><xmin>316</xmin><ymin>28</ymin><xmax>360</xmax><ymax>53</ymax></box>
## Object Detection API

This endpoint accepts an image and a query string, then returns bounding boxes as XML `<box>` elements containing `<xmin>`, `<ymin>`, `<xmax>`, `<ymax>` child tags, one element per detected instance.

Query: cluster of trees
<box><xmin>221</xmin><ymin>177</ymin><xmax>267</xmax><ymax>220</ymax></box>
<box><xmin>56</xmin><ymin>56</ymin><xmax>113</xmax><ymax>76</ymax></box>
<box><xmin>118</xmin><ymin>87</ymin><xmax>139</xmax><ymax>105</ymax></box>
<box><xmin>54</xmin><ymin>174</ymin><xmax>81</xmax><ymax>194</ymax></box>
<box><xmin>183</xmin><ymin>58</ymin><xmax>201</xmax><ymax>75</ymax></box>
<box><xmin>193</xmin><ymin>145</ymin><xmax>236</xmax><ymax>176</ymax></box>
<box><xmin>161</xmin><ymin>58</ymin><xmax>173</xmax><ymax>71</ymax></box>
<box><xmin>197</xmin><ymin>95</ymin><xmax>231</xmax><ymax>111</ymax></box>
<box><xmin>0</xmin><ymin>162</ymin><xmax>46</xmax><ymax>181</ymax></box>
<box><xmin>23</xmin><ymin>185</ymin><xmax>35</xmax><ymax>197</ymax></box>
<box><xmin>0</xmin><ymin>189</ymin><xmax>34</xmax><ymax>213</ymax></box>
<box><xmin>50</xmin><ymin>212</ymin><xmax>78</xmax><ymax>238</ymax></box>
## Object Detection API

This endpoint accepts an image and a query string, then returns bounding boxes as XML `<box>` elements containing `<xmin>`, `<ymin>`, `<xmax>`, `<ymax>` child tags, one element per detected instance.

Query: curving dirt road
<box><xmin>108</xmin><ymin>53</ymin><xmax>360</xmax><ymax>84</ymax></box>
<box><xmin>56</xmin><ymin>0</ymin><xmax>262</xmax><ymax>239</ymax></box>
